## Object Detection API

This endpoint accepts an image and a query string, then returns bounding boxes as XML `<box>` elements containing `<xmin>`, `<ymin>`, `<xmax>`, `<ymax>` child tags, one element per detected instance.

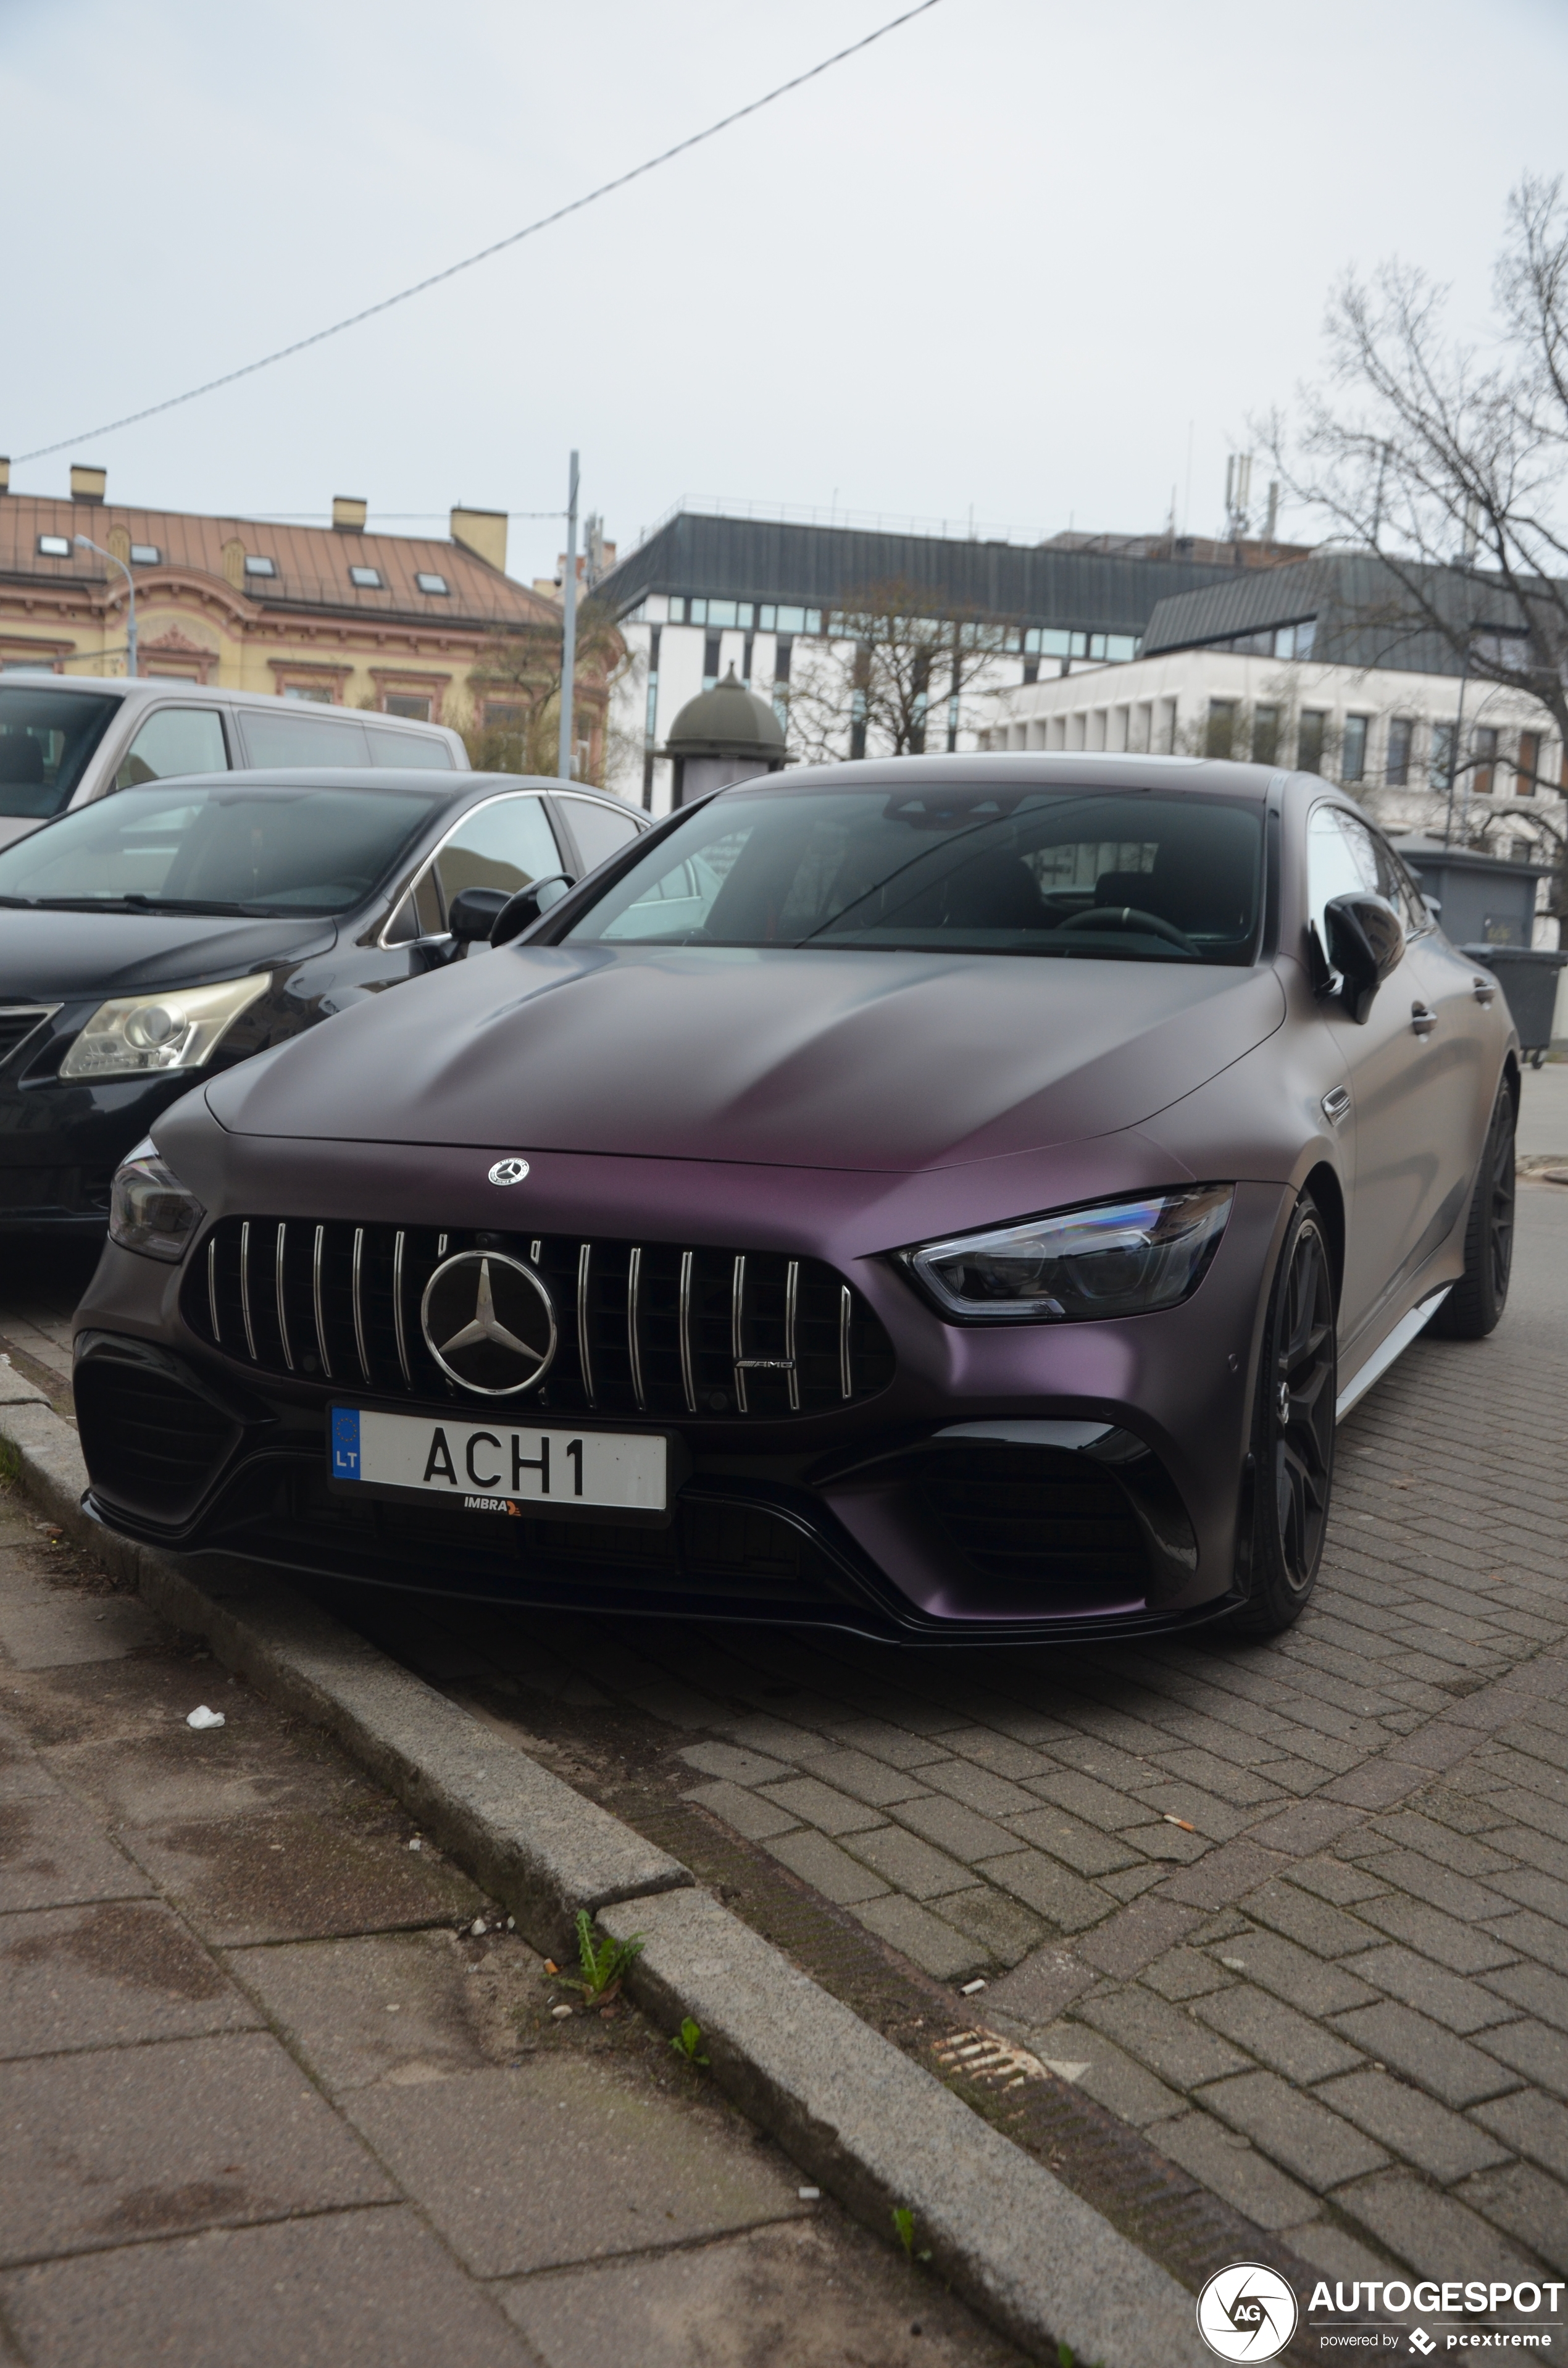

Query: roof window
<box><xmin>37</xmin><ymin>535</ymin><xmax>70</xmax><ymax>558</ymax></box>
<box><xmin>349</xmin><ymin>566</ymin><xmax>383</xmax><ymax>588</ymax></box>
<box><xmin>243</xmin><ymin>554</ymin><xmax>276</xmax><ymax>578</ymax></box>
<box><xmin>415</xmin><ymin>571</ymin><xmax>449</xmax><ymax>595</ymax></box>
<box><xmin>130</xmin><ymin>543</ymin><xmax>161</xmax><ymax>565</ymax></box>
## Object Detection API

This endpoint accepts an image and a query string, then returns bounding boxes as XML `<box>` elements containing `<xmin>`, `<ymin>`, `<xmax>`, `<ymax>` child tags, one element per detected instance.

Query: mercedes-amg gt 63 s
<box><xmin>72</xmin><ymin>755</ymin><xmax>1519</xmax><ymax>1643</ymax></box>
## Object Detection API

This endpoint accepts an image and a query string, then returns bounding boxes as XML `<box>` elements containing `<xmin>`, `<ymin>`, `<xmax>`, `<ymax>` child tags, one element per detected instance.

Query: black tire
<box><xmin>1227</xmin><ymin>1195</ymin><xmax>1338</xmax><ymax>1638</ymax></box>
<box><xmin>1430</xmin><ymin>1082</ymin><xmax>1516</xmax><ymax>1341</ymax></box>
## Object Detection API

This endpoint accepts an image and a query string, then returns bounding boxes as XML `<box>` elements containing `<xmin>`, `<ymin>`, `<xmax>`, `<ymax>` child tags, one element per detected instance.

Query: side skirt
<box><xmin>1335</xmin><ymin>1287</ymin><xmax>1451</xmax><ymax>1423</ymax></box>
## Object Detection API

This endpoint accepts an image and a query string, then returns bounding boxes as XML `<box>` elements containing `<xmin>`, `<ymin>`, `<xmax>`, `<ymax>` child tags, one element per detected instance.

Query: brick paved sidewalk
<box><xmin>0</xmin><ymin>1490</ymin><xmax>1019</xmax><ymax>2368</ymax></box>
<box><xmin>335</xmin><ymin>1181</ymin><xmax>1568</xmax><ymax>2297</ymax></box>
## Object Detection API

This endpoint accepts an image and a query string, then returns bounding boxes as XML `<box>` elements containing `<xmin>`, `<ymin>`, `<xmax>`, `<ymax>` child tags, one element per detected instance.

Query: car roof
<box><xmin>0</xmin><ymin>676</ymin><xmax>458</xmax><ymax>726</ymax></box>
<box><xmin>96</xmin><ymin>768</ymin><xmax>629</xmax><ymax>802</ymax></box>
<box><xmin>739</xmin><ymin>751</ymin><xmax>1280</xmax><ymax>801</ymax></box>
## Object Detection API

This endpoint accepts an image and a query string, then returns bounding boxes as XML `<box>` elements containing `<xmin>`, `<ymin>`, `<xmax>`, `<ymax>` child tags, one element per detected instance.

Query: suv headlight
<box><xmin>109</xmin><ymin>1138</ymin><xmax>205</xmax><ymax>1262</ymax></box>
<box><xmin>903</xmin><ymin>1186</ymin><xmax>1233</xmax><ymax>1321</ymax></box>
<box><xmin>59</xmin><ymin>974</ymin><xmax>269</xmax><ymax>1081</ymax></box>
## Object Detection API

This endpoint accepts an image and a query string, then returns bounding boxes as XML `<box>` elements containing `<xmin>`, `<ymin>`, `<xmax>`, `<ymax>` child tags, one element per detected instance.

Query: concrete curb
<box><xmin>0</xmin><ymin>1382</ymin><xmax>1209</xmax><ymax>2367</ymax></box>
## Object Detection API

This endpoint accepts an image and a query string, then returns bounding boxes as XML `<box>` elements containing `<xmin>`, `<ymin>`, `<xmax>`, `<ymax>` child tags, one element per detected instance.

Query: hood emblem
<box><xmin>420</xmin><ymin>1252</ymin><xmax>557</xmax><ymax>1395</ymax></box>
<box><xmin>488</xmin><ymin>1158</ymin><xmax>530</xmax><ymax>1186</ymax></box>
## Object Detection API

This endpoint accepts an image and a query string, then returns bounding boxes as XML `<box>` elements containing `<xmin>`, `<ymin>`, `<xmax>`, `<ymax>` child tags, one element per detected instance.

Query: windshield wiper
<box><xmin>19</xmin><ymin>893</ymin><xmax>264</xmax><ymax>916</ymax></box>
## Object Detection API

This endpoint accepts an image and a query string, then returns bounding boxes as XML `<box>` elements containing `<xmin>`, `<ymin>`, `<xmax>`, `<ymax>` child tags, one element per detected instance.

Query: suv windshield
<box><xmin>0</xmin><ymin>685</ymin><xmax>122</xmax><ymax>818</ymax></box>
<box><xmin>567</xmin><ymin>785</ymin><xmax>1265</xmax><ymax>964</ymax></box>
<box><xmin>0</xmin><ymin>783</ymin><xmax>446</xmax><ymax>914</ymax></box>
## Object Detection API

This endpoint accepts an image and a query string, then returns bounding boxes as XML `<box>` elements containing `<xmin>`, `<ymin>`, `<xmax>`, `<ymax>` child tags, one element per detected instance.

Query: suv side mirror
<box><xmin>1324</xmin><ymin>891</ymin><xmax>1404</xmax><ymax>1024</ymax></box>
<box><xmin>491</xmin><ymin>872</ymin><xmax>575</xmax><ymax>947</ymax></box>
<box><xmin>446</xmin><ymin>885</ymin><xmax>511</xmax><ymax>943</ymax></box>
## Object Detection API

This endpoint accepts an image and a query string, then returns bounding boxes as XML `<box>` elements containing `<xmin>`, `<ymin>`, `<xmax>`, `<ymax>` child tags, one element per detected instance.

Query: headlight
<box><xmin>109</xmin><ymin>1138</ymin><xmax>206</xmax><ymax>1262</ymax></box>
<box><xmin>59</xmin><ymin>974</ymin><xmax>269</xmax><ymax>1081</ymax></box>
<box><xmin>903</xmin><ymin>1186</ymin><xmax>1233</xmax><ymax>1321</ymax></box>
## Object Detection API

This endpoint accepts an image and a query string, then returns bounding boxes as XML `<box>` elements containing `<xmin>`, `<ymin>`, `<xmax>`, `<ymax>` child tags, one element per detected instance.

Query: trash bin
<box><xmin>1462</xmin><ymin>943</ymin><xmax>1568</xmax><ymax>1066</ymax></box>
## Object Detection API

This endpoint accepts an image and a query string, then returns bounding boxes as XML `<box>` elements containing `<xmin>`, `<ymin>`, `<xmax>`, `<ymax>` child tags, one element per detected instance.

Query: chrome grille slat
<box><xmin>188</xmin><ymin>1221</ymin><xmax>893</xmax><ymax>1421</ymax></box>
<box><xmin>392</xmin><ymin>1231</ymin><xmax>411</xmax><ymax>1387</ymax></box>
<box><xmin>627</xmin><ymin>1245</ymin><xmax>645</xmax><ymax>1412</ymax></box>
<box><xmin>240</xmin><ymin>1221</ymin><xmax>257</xmax><ymax>1361</ymax></box>
<box><xmin>275</xmin><ymin>1223</ymin><xmax>293</xmax><ymax>1372</ymax></box>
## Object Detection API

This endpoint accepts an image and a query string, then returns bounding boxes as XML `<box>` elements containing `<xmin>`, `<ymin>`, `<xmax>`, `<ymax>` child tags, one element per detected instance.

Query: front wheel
<box><xmin>1226</xmin><ymin>1195</ymin><xmax>1338</xmax><ymax>1638</ymax></box>
<box><xmin>1430</xmin><ymin>1082</ymin><xmax>1516</xmax><ymax>1340</ymax></box>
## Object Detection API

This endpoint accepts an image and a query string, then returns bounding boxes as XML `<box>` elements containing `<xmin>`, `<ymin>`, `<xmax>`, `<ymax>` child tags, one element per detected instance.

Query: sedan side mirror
<box><xmin>446</xmin><ymin>885</ymin><xmax>511</xmax><ymax>943</ymax></box>
<box><xmin>491</xmin><ymin>873</ymin><xmax>575</xmax><ymax>947</ymax></box>
<box><xmin>1324</xmin><ymin>890</ymin><xmax>1404</xmax><ymax>1024</ymax></box>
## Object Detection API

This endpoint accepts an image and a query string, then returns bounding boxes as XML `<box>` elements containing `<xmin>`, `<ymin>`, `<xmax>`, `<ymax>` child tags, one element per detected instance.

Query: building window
<box><xmin>703</xmin><ymin>633</ymin><xmax>722</xmax><ymax>692</ymax></box>
<box><xmin>1251</xmin><ymin>705</ymin><xmax>1280</xmax><ymax>766</ymax></box>
<box><xmin>1298</xmin><ymin>711</ymin><xmax>1327</xmax><ymax>774</ymax></box>
<box><xmin>415</xmin><ymin>572</ymin><xmax>448</xmax><ymax>596</ymax></box>
<box><xmin>1517</xmin><ymin>730</ymin><xmax>1541</xmax><ymax>795</ymax></box>
<box><xmin>129</xmin><ymin>543</ymin><xmax>161</xmax><ymax>565</ymax></box>
<box><xmin>483</xmin><ymin>702</ymin><xmax>525</xmax><ymax>729</ymax></box>
<box><xmin>1204</xmin><ymin>699</ymin><xmax>1238</xmax><ymax>759</ymax></box>
<box><xmin>349</xmin><ymin>566</ymin><xmax>383</xmax><ymax>589</ymax></box>
<box><xmin>1341</xmin><ymin>715</ymin><xmax>1369</xmax><ymax>784</ymax></box>
<box><xmin>243</xmin><ymin>554</ymin><xmax>276</xmax><ymax>577</ymax></box>
<box><xmin>1387</xmin><ymin>718</ymin><xmax>1412</xmax><ymax>787</ymax></box>
<box><xmin>1472</xmin><ymin>726</ymin><xmax>1498</xmax><ymax>794</ymax></box>
<box><xmin>36</xmin><ymin>535</ymin><xmax>70</xmax><ymax>558</ymax></box>
<box><xmin>385</xmin><ymin>694</ymin><xmax>432</xmax><ymax>721</ymax></box>
<box><xmin>1022</xmin><ymin>658</ymin><xmax>1040</xmax><ymax>685</ymax></box>
<box><xmin>283</xmin><ymin>684</ymin><xmax>335</xmax><ymax>703</ymax></box>
<box><xmin>1431</xmin><ymin>722</ymin><xmax>1455</xmax><ymax>793</ymax></box>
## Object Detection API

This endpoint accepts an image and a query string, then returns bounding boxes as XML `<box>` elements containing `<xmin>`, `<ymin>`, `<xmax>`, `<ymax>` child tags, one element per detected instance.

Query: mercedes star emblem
<box><xmin>420</xmin><ymin>1252</ymin><xmax>557</xmax><ymax>1395</ymax></box>
<box><xmin>488</xmin><ymin>1158</ymin><xmax>530</xmax><ymax>1186</ymax></box>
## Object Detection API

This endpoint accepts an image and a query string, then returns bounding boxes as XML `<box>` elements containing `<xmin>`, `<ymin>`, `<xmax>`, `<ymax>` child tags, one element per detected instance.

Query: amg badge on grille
<box><xmin>488</xmin><ymin>1158</ymin><xmax>530</xmax><ymax>1186</ymax></box>
<box><xmin>420</xmin><ymin>1253</ymin><xmax>557</xmax><ymax>1395</ymax></box>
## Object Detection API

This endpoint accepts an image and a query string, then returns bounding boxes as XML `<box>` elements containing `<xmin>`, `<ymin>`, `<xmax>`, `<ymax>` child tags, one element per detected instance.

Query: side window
<box><xmin>431</xmin><ymin>796</ymin><xmax>564</xmax><ymax>915</ymax></box>
<box><xmin>557</xmin><ymin>793</ymin><xmax>640</xmax><ymax>872</ymax></box>
<box><xmin>236</xmin><ymin>708</ymin><xmax>371</xmax><ymax>767</ymax></box>
<box><xmin>114</xmin><ymin>707</ymin><xmax>228</xmax><ymax>790</ymax></box>
<box><xmin>365</xmin><ymin>724</ymin><xmax>455</xmax><ymax>769</ymax></box>
<box><xmin>1306</xmin><ymin>806</ymin><xmax>1378</xmax><ymax>963</ymax></box>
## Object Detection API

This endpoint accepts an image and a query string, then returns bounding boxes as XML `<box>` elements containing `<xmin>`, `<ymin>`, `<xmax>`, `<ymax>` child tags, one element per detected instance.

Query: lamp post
<box><xmin>556</xmin><ymin>451</ymin><xmax>578</xmax><ymax>780</ymax></box>
<box><xmin>73</xmin><ymin>535</ymin><xmax>136</xmax><ymax>677</ymax></box>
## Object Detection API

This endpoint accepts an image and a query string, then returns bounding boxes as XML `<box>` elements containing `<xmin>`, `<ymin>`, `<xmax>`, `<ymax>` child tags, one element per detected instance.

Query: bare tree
<box><xmin>781</xmin><ymin>578</ymin><xmax>1003</xmax><ymax>765</ymax></box>
<box><xmin>462</xmin><ymin>599</ymin><xmax>630</xmax><ymax>787</ymax></box>
<box><xmin>1267</xmin><ymin>175</ymin><xmax>1568</xmax><ymax>749</ymax></box>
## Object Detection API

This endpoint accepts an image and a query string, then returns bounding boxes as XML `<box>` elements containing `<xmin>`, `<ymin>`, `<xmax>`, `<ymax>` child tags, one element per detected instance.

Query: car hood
<box><xmin>206</xmin><ymin>943</ymin><xmax>1286</xmax><ymax>1174</ymax></box>
<box><xmin>0</xmin><ymin>910</ymin><xmax>336</xmax><ymax>1000</ymax></box>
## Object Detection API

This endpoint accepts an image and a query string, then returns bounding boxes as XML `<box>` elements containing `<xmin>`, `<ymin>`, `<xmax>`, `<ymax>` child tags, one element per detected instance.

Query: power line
<box><xmin>15</xmin><ymin>1</ymin><xmax>945</xmax><ymax>468</ymax></box>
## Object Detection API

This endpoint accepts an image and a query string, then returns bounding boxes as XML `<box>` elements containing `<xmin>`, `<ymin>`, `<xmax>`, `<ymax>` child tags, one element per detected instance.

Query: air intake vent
<box><xmin>184</xmin><ymin>1220</ymin><xmax>895</xmax><ymax>1421</ymax></box>
<box><xmin>76</xmin><ymin>1354</ymin><xmax>238</xmax><ymax>1518</ymax></box>
<box><xmin>920</xmin><ymin>1445</ymin><xmax>1149</xmax><ymax>1587</ymax></box>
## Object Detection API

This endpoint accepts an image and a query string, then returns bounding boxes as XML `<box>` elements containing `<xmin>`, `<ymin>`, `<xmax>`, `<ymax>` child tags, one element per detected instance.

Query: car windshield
<box><xmin>0</xmin><ymin>684</ymin><xmax>123</xmax><ymax>818</ymax></box>
<box><xmin>0</xmin><ymin>782</ymin><xmax>446</xmax><ymax>914</ymax></box>
<box><xmin>567</xmin><ymin>785</ymin><xmax>1265</xmax><ymax>964</ymax></box>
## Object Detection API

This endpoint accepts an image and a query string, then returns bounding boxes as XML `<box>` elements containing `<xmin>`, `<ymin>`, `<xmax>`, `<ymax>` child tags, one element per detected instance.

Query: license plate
<box><xmin>327</xmin><ymin>1406</ymin><xmax>668</xmax><ymax>1514</ymax></box>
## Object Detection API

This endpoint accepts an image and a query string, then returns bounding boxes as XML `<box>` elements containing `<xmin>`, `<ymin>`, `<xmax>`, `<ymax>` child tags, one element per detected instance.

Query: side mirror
<box><xmin>1324</xmin><ymin>891</ymin><xmax>1404</xmax><ymax>1024</ymax></box>
<box><xmin>491</xmin><ymin>872</ymin><xmax>575</xmax><ymax>947</ymax></box>
<box><xmin>446</xmin><ymin>885</ymin><xmax>511</xmax><ymax>943</ymax></box>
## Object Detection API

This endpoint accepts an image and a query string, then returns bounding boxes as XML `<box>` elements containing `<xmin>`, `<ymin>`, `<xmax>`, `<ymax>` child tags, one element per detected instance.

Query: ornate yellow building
<box><xmin>0</xmin><ymin>462</ymin><xmax>563</xmax><ymax>736</ymax></box>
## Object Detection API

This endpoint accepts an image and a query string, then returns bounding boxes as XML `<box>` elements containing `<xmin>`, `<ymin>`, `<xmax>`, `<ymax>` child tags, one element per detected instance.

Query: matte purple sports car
<box><xmin>73</xmin><ymin>755</ymin><xmax>1518</xmax><ymax>1643</ymax></box>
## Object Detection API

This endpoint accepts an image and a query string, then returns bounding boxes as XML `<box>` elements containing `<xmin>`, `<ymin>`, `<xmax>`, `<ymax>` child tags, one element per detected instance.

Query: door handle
<box><xmin>1471</xmin><ymin>975</ymin><xmax>1496</xmax><ymax>1006</ymax></box>
<box><xmin>1411</xmin><ymin>1003</ymin><xmax>1437</xmax><ymax>1037</ymax></box>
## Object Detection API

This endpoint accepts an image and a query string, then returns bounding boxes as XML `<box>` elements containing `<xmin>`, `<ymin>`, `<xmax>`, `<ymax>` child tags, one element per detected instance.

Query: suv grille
<box><xmin>184</xmin><ymin>1219</ymin><xmax>896</xmax><ymax>1421</ymax></box>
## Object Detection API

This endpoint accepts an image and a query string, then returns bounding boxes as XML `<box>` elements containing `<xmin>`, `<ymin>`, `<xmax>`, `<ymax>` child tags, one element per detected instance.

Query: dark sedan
<box><xmin>73</xmin><ymin>755</ymin><xmax>1517</xmax><ymax>1642</ymax></box>
<box><xmin>0</xmin><ymin>768</ymin><xmax>643</xmax><ymax>1229</ymax></box>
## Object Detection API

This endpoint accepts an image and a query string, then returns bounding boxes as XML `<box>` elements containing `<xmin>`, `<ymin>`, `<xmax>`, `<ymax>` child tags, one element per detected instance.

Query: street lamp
<box><xmin>72</xmin><ymin>535</ymin><xmax>136</xmax><ymax>677</ymax></box>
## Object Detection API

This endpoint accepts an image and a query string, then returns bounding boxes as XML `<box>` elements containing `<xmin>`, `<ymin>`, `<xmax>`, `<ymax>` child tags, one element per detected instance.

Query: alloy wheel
<box><xmin>1270</xmin><ymin>1219</ymin><xmax>1336</xmax><ymax>1592</ymax></box>
<box><xmin>1488</xmin><ymin>1109</ymin><xmax>1516</xmax><ymax>1307</ymax></box>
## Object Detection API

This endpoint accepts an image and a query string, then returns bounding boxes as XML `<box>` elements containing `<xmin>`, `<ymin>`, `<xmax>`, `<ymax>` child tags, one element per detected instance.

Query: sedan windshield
<box><xmin>0</xmin><ymin>783</ymin><xmax>446</xmax><ymax>915</ymax></box>
<box><xmin>0</xmin><ymin>684</ymin><xmax>122</xmax><ymax>818</ymax></box>
<box><xmin>568</xmin><ymin>785</ymin><xmax>1265</xmax><ymax>964</ymax></box>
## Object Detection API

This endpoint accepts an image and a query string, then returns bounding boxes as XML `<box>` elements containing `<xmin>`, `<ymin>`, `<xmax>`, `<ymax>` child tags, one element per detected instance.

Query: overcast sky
<box><xmin>5</xmin><ymin>0</ymin><xmax>1566</xmax><ymax>585</ymax></box>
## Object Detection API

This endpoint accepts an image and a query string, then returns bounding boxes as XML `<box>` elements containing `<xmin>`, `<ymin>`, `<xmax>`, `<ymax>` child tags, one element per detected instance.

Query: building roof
<box><xmin>0</xmin><ymin>495</ymin><xmax>558</xmax><ymax>634</ymax></box>
<box><xmin>1141</xmin><ymin>551</ymin><xmax>1530</xmax><ymax>678</ymax></box>
<box><xmin>596</xmin><ymin>510</ymin><xmax>1252</xmax><ymax>635</ymax></box>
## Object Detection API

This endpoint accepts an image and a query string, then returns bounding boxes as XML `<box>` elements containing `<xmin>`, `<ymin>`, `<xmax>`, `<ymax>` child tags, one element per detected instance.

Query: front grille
<box><xmin>0</xmin><ymin>1005</ymin><xmax>57</xmax><ymax>1071</ymax></box>
<box><xmin>184</xmin><ymin>1219</ymin><xmax>896</xmax><ymax>1421</ymax></box>
<box><xmin>922</xmin><ymin>1445</ymin><xmax>1148</xmax><ymax>1587</ymax></box>
<box><xmin>76</xmin><ymin>1356</ymin><xmax>239</xmax><ymax>1518</ymax></box>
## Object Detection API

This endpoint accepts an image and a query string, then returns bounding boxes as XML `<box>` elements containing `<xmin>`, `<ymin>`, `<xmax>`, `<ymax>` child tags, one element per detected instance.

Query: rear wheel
<box><xmin>1430</xmin><ymin>1082</ymin><xmax>1516</xmax><ymax>1340</ymax></box>
<box><xmin>1227</xmin><ymin>1196</ymin><xmax>1337</xmax><ymax>1638</ymax></box>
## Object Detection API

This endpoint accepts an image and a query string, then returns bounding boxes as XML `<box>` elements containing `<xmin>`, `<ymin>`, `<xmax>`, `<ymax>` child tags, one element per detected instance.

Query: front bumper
<box><xmin>73</xmin><ymin>1169</ymin><xmax>1293</xmax><ymax>1640</ymax></box>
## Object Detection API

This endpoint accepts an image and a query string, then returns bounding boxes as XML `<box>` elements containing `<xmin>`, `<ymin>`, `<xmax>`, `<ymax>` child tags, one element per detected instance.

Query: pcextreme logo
<box><xmin>1198</xmin><ymin>2264</ymin><xmax>1299</xmax><ymax>2360</ymax></box>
